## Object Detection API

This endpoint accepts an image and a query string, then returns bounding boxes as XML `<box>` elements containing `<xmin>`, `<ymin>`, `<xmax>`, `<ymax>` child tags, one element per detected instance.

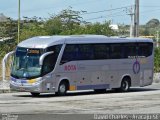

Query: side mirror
<box><xmin>39</xmin><ymin>51</ymin><xmax>54</xmax><ymax>66</ymax></box>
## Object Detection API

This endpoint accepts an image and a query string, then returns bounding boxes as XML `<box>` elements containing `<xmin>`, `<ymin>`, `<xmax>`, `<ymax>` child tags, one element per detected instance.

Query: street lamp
<box><xmin>18</xmin><ymin>0</ymin><xmax>20</xmax><ymax>44</ymax></box>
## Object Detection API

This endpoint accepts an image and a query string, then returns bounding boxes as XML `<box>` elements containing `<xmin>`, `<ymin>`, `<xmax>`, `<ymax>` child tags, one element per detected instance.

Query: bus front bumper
<box><xmin>10</xmin><ymin>77</ymin><xmax>43</xmax><ymax>93</ymax></box>
<box><xmin>10</xmin><ymin>82</ymin><xmax>43</xmax><ymax>93</ymax></box>
<box><xmin>10</xmin><ymin>77</ymin><xmax>56</xmax><ymax>93</ymax></box>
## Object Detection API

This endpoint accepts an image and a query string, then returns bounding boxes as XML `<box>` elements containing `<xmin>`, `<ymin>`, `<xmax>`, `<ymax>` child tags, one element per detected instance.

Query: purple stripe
<box><xmin>77</xmin><ymin>84</ymin><xmax>110</xmax><ymax>90</ymax></box>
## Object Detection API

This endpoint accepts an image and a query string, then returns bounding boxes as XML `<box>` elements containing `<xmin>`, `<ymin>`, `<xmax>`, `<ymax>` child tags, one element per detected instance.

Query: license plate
<box><xmin>19</xmin><ymin>87</ymin><xmax>25</xmax><ymax>91</ymax></box>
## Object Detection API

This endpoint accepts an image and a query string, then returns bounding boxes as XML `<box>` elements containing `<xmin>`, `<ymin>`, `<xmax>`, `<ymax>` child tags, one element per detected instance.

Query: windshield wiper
<box><xmin>16</xmin><ymin>68</ymin><xmax>25</xmax><ymax>71</ymax></box>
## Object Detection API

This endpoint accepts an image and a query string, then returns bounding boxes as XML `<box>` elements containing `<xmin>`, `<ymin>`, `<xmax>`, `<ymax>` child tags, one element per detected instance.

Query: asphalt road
<box><xmin>0</xmin><ymin>83</ymin><xmax>160</xmax><ymax>120</ymax></box>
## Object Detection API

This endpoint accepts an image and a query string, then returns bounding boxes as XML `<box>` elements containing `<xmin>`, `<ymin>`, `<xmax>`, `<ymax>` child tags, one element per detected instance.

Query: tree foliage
<box><xmin>140</xmin><ymin>18</ymin><xmax>160</xmax><ymax>36</ymax></box>
<box><xmin>154</xmin><ymin>48</ymin><xmax>160</xmax><ymax>72</ymax></box>
<box><xmin>146</xmin><ymin>19</ymin><xmax>160</xmax><ymax>28</ymax></box>
<box><xmin>0</xmin><ymin>8</ymin><xmax>115</xmax><ymax>61</ymax></box>
<box><xmin>19</xmin><ymin>16</ymin><xmax>48</xmax><ymax>42</ymax></box>
<box><xmin>0</xmin><ymin>17</ymin><xmax>17</xmax><ymax>38</ymax></box>
<box><xmin>44</xmin><ymin>8</ymin><xmax>114</xmax><ymax>36</ymax></box>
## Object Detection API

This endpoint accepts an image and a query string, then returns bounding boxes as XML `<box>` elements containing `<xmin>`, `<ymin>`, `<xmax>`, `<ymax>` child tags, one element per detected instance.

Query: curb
<box><xmin>0</xmin><ymin>88</ymin><xmax>10</xmax><ymax>93</ymax></box>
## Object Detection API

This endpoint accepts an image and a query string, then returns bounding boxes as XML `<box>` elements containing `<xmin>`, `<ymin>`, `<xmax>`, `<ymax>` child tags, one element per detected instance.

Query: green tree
<box><xmin>0</xmin><ymin>17</ymin><xmax>17</xmax><ymax>61</ymax></box>
<box><xmin>45</xmin><ymin>17</ymin><xmax>63</xmax><ymax>35</ymax></box>
<box><xmin>45</xmin><ymin>7</ymin><xmax>86</xmax><ymax>35</ymax></box>
<box><xmin>154</xmin><ymin>48</ymin><xmax>160</xmax><ymax>72</ymax></box>
<box><xmin>146</xmin><ymin>19</ymin><xmax>160</xmax><ymax>28</ymax></box>
<box><xmin>0</xmin><ymin>17</ymin><xmax>17</xmax><ymax>38</ymax></box>
<box><xmin>44</xmin><ymin>8</ymin><xmax>114</xmax><ymax>36</ymax></box>
<box><xmin>19</xmin><ymin>16</ymin><xmax>48</xmax><ymax>42</ymax></box>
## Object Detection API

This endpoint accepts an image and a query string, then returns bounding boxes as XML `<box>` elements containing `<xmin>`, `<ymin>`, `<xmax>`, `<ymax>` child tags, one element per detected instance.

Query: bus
<box><xmin>10</xmin><ymin>35</ymin><xmax>154</xmax><ymax>96</ymax></box>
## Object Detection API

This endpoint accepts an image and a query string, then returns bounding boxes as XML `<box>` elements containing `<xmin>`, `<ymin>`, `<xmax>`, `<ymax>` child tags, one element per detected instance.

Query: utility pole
<box><xmin>128</xmin><ymin>6</ymin><xmax>134</xmax><ymax>37</ymax></box>
<box><xmin>134</xmin><ymin>0</ymin><xmax>139</xmax><ymax>37</ymax></box>
<box><xmin>157</xmin><ymin>31</ymin><xmax>159</xmax><ymax>48</ymax></box>
<box><xmin>18</xmin><ymin>0</ymin><xmax>20</xmax><ymax>44</ymax></box>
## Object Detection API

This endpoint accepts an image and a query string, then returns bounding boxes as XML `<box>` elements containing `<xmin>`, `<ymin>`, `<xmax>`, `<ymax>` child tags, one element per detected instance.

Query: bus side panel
<box><xmin>119</xmin><ymin>59</ymin><xmax>141</xmax><ymax>87</ymax></box>
<box><xmin>109</xmin><ymin>59</ymin><xmax>138</xmax><ymax>88</ymax></box>
<box><xmin>55</xmin><ymin>61</ymin><xmax>78</xmax><ymax>92</ymax></box>
<box><xmin>137</xmin><ymin>42</ymin><xmax>154</xmax><ymax>87</ymax></box>
<box><xmin>77</xmin><ymin>60</ymin><xmax>110</xmax><ymax>90</ymax></box>
<box><xmin>41</xmin><ymin>76</ymin><xmax>56</xmax><ymax>93</ymax></box>
<box><xmin>138</xmin><ymin>55</ymin><xmax>154</xmax><ymax>87</ymax></box>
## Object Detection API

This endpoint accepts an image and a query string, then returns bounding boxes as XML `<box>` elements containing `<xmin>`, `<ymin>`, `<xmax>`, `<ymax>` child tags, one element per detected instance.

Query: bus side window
<box><xmin>78</xmin><ymin>44</ymin><xmax>94</xmax><ymax>60</ymax></box>
<box><xmin>42</xmin><ymin>54</ymin><xmax>55</xmax><ymax>75</ymax></box>
<box><xmin>110</xmin><ymin>44</ymin><xmax>123</xmax><ymax>59</ymax></box>
<box><xmin>42</xmin><ymin>45</ymin><xmax>62</xmax><ymax>75</ymax></box>
<box><xmin>93</xmin><ymin>44</ymin><xmax>110</xmax><ymax>59</ymax></box>
<box><xmin>137</xmin><ymin>43</ymin><xmax>153</xmax><ymax>57</ymax></box>
<box><xmin>123</xmin><ymin>43</ymin><xmax>137</xmax><ymax>58</ymax></box>
<box><xmin>61</xmin><ymin>44</ymin><xmax>79</xmax><ymax>64</ymax></box>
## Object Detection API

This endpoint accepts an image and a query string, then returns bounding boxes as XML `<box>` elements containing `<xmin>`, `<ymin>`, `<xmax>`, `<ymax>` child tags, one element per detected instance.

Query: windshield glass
<box><xmin>11</xmin><ymin>47</ymin><xmax>43</xmax><ymax>79</ymax></box>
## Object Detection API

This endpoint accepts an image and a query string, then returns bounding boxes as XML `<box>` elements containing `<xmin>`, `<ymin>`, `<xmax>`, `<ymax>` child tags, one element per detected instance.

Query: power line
<box><xmin>85</xmin><ymin>12</ymin><xmax>127</xmax><ymax>21</ymax></box>
<box><xmin>87</xmin><ymin>14</ymin><xmax>127</xmax><ymax>21</ymax></box>
<box><xmin>80</xmin><ymin>5</ymin><xmax>133</xmax><ymax>15</ymax></box>
<box><xmin>1</xmin><ymin>0</ymin><xmax>103</xmax><ymax>15</ymax></box>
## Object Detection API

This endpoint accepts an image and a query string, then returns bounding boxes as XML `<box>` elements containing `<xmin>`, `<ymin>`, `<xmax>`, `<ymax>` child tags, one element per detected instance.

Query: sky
<box><xmin>0</xmin><ymin>0</ymin><xmax>160</xmax><ymax>25</ymax></box>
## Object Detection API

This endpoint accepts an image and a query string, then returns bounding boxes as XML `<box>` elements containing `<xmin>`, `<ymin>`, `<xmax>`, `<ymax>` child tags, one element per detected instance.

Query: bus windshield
<box><xmin>11</xmin><ymin>47</ymin><xmax>43</xmax><ymax>79</ymax></box>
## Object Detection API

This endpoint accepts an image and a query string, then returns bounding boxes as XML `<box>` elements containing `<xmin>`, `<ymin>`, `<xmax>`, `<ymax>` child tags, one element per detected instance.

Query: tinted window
<box><xmin>123</xmin><ymin>43</ymin><xmax>137</xmax><ymax>58</ymax></box>
<box><xmin>42</xmin><ymin>45</ymin><xmax>62</xmax><ymax>75</ymax></box>
<box><xmin>78</xmin><ymin>44</ymin><xmax>94</xmax><ymax>60</ymax></box>
<box><xmin>93</xmin><ymin>44</ymin><xmax>110</xmax><ymax>59</ymax></box>
<box><xmin>137</xmin><ymin>42</ymin><xmax>153</xmax><ymax>57</ymax></box>
<box><xmin>61</xmin><ymin>44</ymin><xmax>79</xmax><ymax>63</ymax></box>
<box><xmin>110</xmin><ymin>44</ymin><xmax>122</xmax><ymax>59</ymax></box>
<box><xmin>42</xmin><ymin>54</ymin><xmax>55</xmax><ymax>75</ymax></box>
<box><xmin>60</xmin><ymin>42</ymin><xmax>153</xmax><ymax>63</ymax></box>
<box><xmin>47</xmin><ymin>45</ymin><xmax>62</xmax><ymax>54</ymax></box>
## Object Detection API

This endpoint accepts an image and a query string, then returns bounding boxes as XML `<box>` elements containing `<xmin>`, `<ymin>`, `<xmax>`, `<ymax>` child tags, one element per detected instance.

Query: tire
<box><xmin>94</xmin><ymin>89</ymin><xmax>106</xmax><ymax>93</ymax></box>
<box><xmin>57</xmin><ymin>81</ymin><xmax>68</xmax><ymax>96</ymax></box>
<box><xmin>30</xmin><ymin>92</ymin><xmax>40</xmax><ymax>97</ymax></box>
<box><xmin>119</xmin><ymin>78</ymin><xmax>130</xmax><ymax>92</ymax></box>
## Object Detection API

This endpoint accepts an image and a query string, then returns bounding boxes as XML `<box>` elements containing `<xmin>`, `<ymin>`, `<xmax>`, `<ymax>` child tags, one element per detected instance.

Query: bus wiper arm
<box><xmin>16</xmin><ymin>68</ymin><xmax>25</xmax><ymax>71</ymax></box>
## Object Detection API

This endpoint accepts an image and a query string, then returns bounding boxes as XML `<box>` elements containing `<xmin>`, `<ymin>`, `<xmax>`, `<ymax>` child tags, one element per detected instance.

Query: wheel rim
<box><xmin>59</xmin><ymin>84</ymin><xmax>66</xmax><ymax>93</ymax></box>
<box><xmin>122</xmin><ymin>81</ymin><xmax>129</xmax><ymax>91</ymax></box>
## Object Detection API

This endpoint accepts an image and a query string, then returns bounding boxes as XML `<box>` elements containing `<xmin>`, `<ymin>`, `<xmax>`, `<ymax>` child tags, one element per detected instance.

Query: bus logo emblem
<box><xmin>133</xmin><ymin>60</ymin><xmax>140</xmax><ymax>74</ymax></box>
<box><xmin>64</xmin><ymin>65</ymin><xmax>77</xmax><ymax>71</ymax></box>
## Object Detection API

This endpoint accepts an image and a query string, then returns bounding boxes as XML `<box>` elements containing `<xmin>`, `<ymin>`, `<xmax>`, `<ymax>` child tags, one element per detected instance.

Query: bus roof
<box><xmin>18</xmin><ymin>35</ymin><xmax>153</xmax><ymax>49</ymax></box>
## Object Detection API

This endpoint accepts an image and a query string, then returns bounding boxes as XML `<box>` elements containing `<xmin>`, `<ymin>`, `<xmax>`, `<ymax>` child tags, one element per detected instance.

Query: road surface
<box><xmin>0</xmin><ymin>83</ymin><xmax>160</xmax><ymax>120</ymax></box>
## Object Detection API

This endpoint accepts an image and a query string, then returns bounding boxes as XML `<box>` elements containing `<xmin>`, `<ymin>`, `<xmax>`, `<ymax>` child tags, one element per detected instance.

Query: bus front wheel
<box><xmin>56</xmin><ymin>81</ymin><xmax>68</xmax><ymax>96</ymax></box>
